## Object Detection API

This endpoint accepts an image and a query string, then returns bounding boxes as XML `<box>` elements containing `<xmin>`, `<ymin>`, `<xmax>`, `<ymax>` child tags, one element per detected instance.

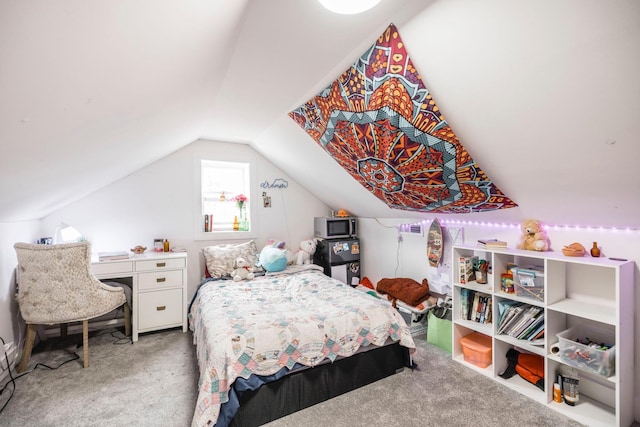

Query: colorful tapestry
<box><xmin>289</xmin><ymin>24</ymin><xmax>517</xmax><ymax>213</ymax></box>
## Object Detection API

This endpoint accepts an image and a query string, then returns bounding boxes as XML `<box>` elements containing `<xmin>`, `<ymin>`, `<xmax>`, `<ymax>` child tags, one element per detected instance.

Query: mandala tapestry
<box><xmin>289</xmin><ymin>24</ymin><xmax>517</xmax><ymax>213</ymax></box>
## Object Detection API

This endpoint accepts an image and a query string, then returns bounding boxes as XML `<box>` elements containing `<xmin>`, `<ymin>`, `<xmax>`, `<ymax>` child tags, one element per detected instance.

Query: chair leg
<box><xmin>18</xmin><ymin>324</ymin><xmax>37</xmax><ymax>373</ymax></box>
<box><xmin>124</xmin><ymin>303</ymin><xmax>131</xmax><ymax>337</ymax></box>
<box><xmin>82</xmin><ymin>320</ymin><xmax>89</xmax><ymax>368</ymax></box>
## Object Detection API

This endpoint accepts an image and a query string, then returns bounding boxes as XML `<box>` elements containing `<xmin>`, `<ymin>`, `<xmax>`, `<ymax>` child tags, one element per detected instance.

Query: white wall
<box><xmin>358</xmin><ymin>217</ymin><xmax>640</xmax><ymax>420</ymax></box>
<box><xmin>40</xmin><ymin>139</ymin><xmax>330</xmax><ymax>300</ymax></box>
<box><xmin>0</xmin><ymin>220</ymin><xmax>39</xmax><ymax>366</ymax></box>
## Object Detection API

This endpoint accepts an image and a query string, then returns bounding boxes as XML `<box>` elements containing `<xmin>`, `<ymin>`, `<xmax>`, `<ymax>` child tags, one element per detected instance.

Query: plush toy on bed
<box><xmin>230</xmin><ymin>257</ymin><xmax>255</xmax><ymax>281</ymax></box>
<box><xmin>258</xmin><ymin>243</ymin><xmax>288</xmax><ymax>272</ymax></box>
<box><xmin>264</xmin><ymin>239</ymin><xmax>295</xmax><ymax>265</ymax></box>
<box><xmin>516</xmin><ymin>219</ymin><xmax>551</xmax><ymax>252</ymax></box>
<box><xmin>295</xmin><ymin>239</ymin><xmax>317</xmax><ymax>265</ymax></box>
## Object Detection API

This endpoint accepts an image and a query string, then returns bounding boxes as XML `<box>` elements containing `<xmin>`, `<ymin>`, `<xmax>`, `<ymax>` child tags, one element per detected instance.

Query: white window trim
<box><xmin>193</xmin><ymin>154</ymin><xmax>258</xmax><ymax>241</ymax></box>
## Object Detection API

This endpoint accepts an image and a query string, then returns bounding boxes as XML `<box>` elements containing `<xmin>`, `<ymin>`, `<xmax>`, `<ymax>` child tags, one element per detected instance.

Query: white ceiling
<box><xmin>1</xmin><ymin>0</ymin><xmax>639</xmax><ymax>228</ymax></box>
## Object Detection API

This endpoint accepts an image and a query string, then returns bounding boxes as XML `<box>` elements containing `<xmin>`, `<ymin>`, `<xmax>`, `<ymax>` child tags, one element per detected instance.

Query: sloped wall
<box><xmin>40</xmin><ymin>139</ymin><xmax>330</xmax><ymax>298</ymax></box>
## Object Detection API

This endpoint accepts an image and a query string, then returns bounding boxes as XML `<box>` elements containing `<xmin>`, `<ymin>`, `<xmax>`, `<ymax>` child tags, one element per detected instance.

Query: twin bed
<box><xmin>188</xmin><ymin>241</ymin><xmax>416</xmax><ymax>427</ymax></box>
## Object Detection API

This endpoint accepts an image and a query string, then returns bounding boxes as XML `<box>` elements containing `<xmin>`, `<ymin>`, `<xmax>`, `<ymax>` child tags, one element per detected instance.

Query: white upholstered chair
<box><xmin>14</xmin><ymin>241</ymin><xmax>131</xmax><ymax>372</ymax></box>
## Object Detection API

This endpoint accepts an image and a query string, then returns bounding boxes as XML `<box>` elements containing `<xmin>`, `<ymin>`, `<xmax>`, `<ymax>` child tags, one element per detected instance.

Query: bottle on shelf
<box><xmin>590</xmin><ymin>241</ymin><xmax>601</xmax><ymax>257</ymax></box>
<box><xmin>163</xmin><ymin>239</ymin><xmax>169</xmax><ymax>252</ymax></box>
<box><xmin>233</xmin><ymin>216</ymin><xmax>239</xmax><ymax>231</ymax></box>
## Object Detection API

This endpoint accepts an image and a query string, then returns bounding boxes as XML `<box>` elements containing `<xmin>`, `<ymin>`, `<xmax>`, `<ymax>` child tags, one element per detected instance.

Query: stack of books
<box><xmin>98</xmin><ymin>251</ymin><xmax>129</xmax><ymax>261</ymax></box>
<box><xmin>459</xmin><ymin>289</ymin><xmax>492</xmax><ymax>324</ymax></box>
<box><xmin>497</xmin><ymin>301</ymin><xmax>544</xmax><ymax>342</ymax></box>
<box><xmin>477</xmin><ymin>239</ymin><xmax>507</xmax><ymax>248</ymax></box>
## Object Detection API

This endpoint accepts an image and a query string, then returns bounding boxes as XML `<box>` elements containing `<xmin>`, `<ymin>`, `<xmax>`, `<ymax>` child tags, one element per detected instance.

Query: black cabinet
<box><xmin>313</xmin><ymin>238</ymin><xmax>360</xmax><ymax>286</ymax></box>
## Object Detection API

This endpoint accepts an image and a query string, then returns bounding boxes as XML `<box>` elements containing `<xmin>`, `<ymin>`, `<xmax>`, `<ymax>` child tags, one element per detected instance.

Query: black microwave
<box><xmin>314</xmin><ymin>217</ymin><xmax>357</xmax><ymax>239</ymax></box>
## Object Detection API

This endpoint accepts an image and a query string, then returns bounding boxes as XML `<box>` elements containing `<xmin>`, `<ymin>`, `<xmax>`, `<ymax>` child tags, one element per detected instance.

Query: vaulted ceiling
<box><xmin>2</xmin><ymin>0</ymin><xmax>639</xmax><ymax>228</ymax></box>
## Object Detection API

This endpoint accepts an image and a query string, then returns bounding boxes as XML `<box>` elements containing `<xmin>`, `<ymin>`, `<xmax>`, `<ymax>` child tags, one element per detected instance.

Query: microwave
<box><xmin>314</xmin><ymin>217</ymin><xmax>357</xmax><ymax>239</ymax></box>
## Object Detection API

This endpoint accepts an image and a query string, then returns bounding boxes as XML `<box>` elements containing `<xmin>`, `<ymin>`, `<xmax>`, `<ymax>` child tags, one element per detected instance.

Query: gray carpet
<box><xmin>0</xmin><ymin>328</ymin><xmax>589</xmax><ymax>426</ymax></box>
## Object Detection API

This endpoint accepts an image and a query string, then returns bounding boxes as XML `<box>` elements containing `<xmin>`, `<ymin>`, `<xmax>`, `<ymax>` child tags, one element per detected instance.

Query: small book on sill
<box><xmin>477</xmin><ymin>238</ymin><xmax>507</xmax><ymax>248</ymax></box>
<box><xmin>98</xmin><ymin>251</ymin><xmax>130</xmax><ymax>261</ymax></box>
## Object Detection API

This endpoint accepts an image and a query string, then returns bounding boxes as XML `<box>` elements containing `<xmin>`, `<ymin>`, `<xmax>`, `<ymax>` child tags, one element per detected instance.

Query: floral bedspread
<box><xmin>188</xmin><ymin>265</ymin><xmax>415</xmax><ymax>427</ymax></box>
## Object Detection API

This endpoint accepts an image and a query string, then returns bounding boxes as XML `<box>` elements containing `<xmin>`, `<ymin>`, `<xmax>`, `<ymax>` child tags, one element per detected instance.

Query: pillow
<box><xmin>202</xmin><ymin>240</ymin><xmax>259</xmax><ymax>278</ymax></box>
<box><xmin>257</xmin><ymin>244</ymin><xmax>288</xmax><ymax>272</ymax></box>
<box><xmin>376</xmin><ymin>277</ymin><xmax>430</xmax><ymax>307</ymax></box>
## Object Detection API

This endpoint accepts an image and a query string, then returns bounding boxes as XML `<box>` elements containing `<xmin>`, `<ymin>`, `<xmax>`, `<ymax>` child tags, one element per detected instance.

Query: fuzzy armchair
<box><xmin>14</xmin><ymin>241</ymin><xmax>131</xmax><ymax>372</ymax></box>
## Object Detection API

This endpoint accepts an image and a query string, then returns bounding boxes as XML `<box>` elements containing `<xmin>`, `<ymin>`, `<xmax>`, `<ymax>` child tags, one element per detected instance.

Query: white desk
<box><xmin>91</xmin><ymin>252</ymin><xmax>188</xmax><ymax>342</ymax></box>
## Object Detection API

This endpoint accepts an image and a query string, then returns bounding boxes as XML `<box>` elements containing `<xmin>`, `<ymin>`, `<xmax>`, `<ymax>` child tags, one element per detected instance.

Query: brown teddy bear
<box><xmin>517</xmin><ymin>219</ymin><xmax>550</xmax><ymax>251</ymax></box>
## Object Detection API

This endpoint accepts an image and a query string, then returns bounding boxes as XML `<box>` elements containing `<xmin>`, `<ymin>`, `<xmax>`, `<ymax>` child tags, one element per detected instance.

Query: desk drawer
<box><xmin>92</xmin><ymin>261</ymin><xmax>134</xmax><ymax>276</ymax></box>
<box><xmin>136</xmin><ymin>258</ymin><xmax>185</xmax><ymax>272</ymax></box>
<box><xmin>138</xmin><ymin>270</ymin><xmax>184</xmax><ymax>290</ymax></box>
<box><xmin>138</xmin><ymin>288</ymin><xmax>183</xmax><ymax>330</ymax></box>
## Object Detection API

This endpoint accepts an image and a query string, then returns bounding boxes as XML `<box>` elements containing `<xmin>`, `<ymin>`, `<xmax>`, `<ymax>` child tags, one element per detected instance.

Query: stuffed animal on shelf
<box><xmin>517</xmin><ymin>219</ymin><xmax>550</xmax><ymax>252</ymax></box>
<box><xmin>258</xmin><ymin>243</ymin><xmax>288</xmax><ymax>272</ymax></box>
<box><xmin>295</xmin><ymin>239</ymin><xmax>317</xmax><ymax>265</ymax></box>
<box><xmin>230</xmin><ymin>257</ymin><xmax>255</xmax><ymax>281</ymax></box>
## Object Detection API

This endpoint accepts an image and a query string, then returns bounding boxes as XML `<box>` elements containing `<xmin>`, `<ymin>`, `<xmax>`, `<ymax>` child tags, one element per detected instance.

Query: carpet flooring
<box><xmin>0</xmin><ymin>327</ymin><xmax>605</xmax><ymax>426</ymax></box>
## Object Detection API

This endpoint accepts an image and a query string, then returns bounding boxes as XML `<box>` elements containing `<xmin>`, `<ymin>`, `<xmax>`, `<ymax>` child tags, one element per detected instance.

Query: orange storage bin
<box><xmin>460</xmin><ymin>332</ymin><xmax>492</xmax><ymax>368</ymax></box>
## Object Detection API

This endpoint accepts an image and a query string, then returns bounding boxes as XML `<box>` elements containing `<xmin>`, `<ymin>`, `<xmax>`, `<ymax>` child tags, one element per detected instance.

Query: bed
<box><xmin>188</xmin><ymin>242</ymin><xmax>416</xmax><ymax>427</ymax></box>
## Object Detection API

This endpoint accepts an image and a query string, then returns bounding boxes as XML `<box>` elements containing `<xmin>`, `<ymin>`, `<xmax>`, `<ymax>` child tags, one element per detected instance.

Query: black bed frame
<box><xmin>229</xmin><ymin>342</ymin><xmax>409</xmax><ymax>427</ymax></box>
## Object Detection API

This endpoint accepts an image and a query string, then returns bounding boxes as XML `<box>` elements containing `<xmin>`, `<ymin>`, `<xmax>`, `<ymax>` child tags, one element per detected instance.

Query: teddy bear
<box><xmin>295</xmin><ymin>239</ymin><xmax>317</xmax><ymax>265</ymax></box>
<box><xmin>230</xmin><ymin>257</ymin><xmax>255</xmax><ymax>281</ymax></box>
<box><xmin>517</xmin><ymin>219</ymin><xmax>550</xmax><ymax>252</ymax></box>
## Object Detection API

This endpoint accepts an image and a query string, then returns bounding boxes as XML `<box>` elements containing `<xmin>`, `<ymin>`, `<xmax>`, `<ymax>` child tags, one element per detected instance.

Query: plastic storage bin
<box><xmin>557</xmin><ymin>325</ymin><xmax>615</xmax><ymax>377</ymax></box>
<box><xmin>512</xmin><ymin>267</ymin><xmax>544</xmax><ymax>302</ymax></box>
<box><xmin>460</xmin><ymin>332</ymin><xmax>492</xmax><ymax>368</ymax></box>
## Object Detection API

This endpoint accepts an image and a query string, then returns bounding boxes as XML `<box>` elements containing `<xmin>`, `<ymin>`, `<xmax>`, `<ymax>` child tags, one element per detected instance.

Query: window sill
<box><xmin>195</xmin><ymin>230</ymin><xmax>258</xmax><ymax>241</ymax></box>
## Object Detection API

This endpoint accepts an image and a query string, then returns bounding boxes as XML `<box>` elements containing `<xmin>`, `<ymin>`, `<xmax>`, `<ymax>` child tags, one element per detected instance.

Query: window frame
<box><xmin>193</xmin><ymin>154</ymin><xmax>258</xmax><ymax>241</ymax></box>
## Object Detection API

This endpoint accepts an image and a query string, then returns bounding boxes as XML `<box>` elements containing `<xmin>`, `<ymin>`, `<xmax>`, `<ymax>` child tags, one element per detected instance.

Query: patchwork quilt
<box><xmin>188</xmin><ymin>265</ymin><xmax>415</xmax><ymax>427</ymax></box>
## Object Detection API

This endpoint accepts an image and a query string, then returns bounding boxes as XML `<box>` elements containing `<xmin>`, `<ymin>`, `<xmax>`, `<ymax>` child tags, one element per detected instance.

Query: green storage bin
<box><xmin>427</xmin><ymin>310</ymin><xmax>452</xmax><ymax>353</ymax></box>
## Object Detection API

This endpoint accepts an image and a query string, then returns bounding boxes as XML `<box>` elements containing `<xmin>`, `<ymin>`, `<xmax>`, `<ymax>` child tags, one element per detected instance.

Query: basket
<box><xmin>512</xmin><ymin>267</ymin><xmax>544</xmax><ymax>301</ymax></box>
<box><xmin>557</xmin><ymin>325</ymin><xmax>615</xmax><ymax>377</ymax></box>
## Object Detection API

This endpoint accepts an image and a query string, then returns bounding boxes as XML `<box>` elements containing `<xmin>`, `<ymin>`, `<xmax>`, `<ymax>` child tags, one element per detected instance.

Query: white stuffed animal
<box><xmin>295</xmin><ymin>239</ymin><xmax>317</xmax><ymax>265</ymax></box>
<box><xmin>230</xmin><ymin>257</ymin><xmax>255</xmax><ymax>281</ymax></box>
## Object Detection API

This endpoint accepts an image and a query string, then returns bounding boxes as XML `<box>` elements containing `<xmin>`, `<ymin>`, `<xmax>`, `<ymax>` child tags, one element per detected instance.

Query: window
<box><xmin>196</xmin><ymin>159</ymin><xmax>255</xmax><ymax>239</ymax></box>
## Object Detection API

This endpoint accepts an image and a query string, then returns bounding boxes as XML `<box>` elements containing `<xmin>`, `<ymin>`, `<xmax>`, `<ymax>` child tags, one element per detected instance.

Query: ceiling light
<box><xmin>319</xmin><ymin>0</ymin><xmax>382</xmax><ymax>15</ymax></box>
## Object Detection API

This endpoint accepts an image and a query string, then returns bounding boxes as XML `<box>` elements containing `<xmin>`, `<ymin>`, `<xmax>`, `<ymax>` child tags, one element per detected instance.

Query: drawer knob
<box><xmin>156</xmin><ymin>305</ymin><xmax>166</xmax><ymax>311</ymax></box>
<box><xmin>156</xmin><ymin>277</ymin><xmax>166</xmax><ymax>283</ymax></box>
<box><xmin>156</xmin><ymin>262</ymin><xmax>166</xmax><ymax>267</ymax></box>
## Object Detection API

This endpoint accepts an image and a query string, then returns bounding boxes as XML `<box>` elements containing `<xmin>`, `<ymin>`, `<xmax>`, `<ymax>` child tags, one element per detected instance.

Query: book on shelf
<box><xmin>460</xmin><ymin>289</ymin><xmax>492</xmax><ymax>324</ymax></box>
<box><xmin>458</xmin><ymin>256</ymin><xmax>476</xmax><ymax>284</ymax></box>
<box><xmin>497</xmin><ymin>304</ymin><xmax>524</xmax><ymax>334</ymax></box>
<box><xmin>517</xmin><ymin>314</ymin><xmax>544</xmax><ymax>340</ymax></box>
<box><xmin>477</xmin><ymin>238</ymin><xmax>507</xmax><ymax>248</ymax></box>
<box><xmin>460</xmin><ymin>288</ymin><xmax>470</xmax><ymax>320</ymax></box>
<box><xmin>510</xmin><ymin>307</ymin><xmax>543</xmax><ymax>337</ymax></box>
<box><xmin>98</xmin><ymin>251</ymin><xmax>129</xmax><ymax>261</ymax></box>
<box><xmin>497</xmin><ymin>303</ymin><xmax>545</xmax><ymax>340</ymax></box>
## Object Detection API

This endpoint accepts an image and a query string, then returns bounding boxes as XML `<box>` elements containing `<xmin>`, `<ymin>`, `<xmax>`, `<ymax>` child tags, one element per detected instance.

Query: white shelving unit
<box><xmin>452</xmin><ymin>245</ymin><xmax>634</xmax><ymax>427</ymax></box>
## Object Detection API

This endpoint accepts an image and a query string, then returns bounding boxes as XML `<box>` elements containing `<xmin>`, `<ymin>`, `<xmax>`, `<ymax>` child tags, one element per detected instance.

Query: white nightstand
<box><xmin>91</xmin><ymin>252</ymin><xmax>188</xmax><ymax>342</ymax></box>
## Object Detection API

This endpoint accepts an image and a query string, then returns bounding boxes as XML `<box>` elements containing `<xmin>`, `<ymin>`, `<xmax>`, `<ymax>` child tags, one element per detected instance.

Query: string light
<box><xmin>396</xmin><ymin>218</ymin><xmax>640</xmax><ymax>234</ymax></box>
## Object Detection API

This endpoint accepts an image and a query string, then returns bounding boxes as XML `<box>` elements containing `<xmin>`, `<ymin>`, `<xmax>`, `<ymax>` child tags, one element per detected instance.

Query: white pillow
<box><xmin>202</xmin><ymin>240</ymin><xmax>259</xmax><ymax>278</ymax></box>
